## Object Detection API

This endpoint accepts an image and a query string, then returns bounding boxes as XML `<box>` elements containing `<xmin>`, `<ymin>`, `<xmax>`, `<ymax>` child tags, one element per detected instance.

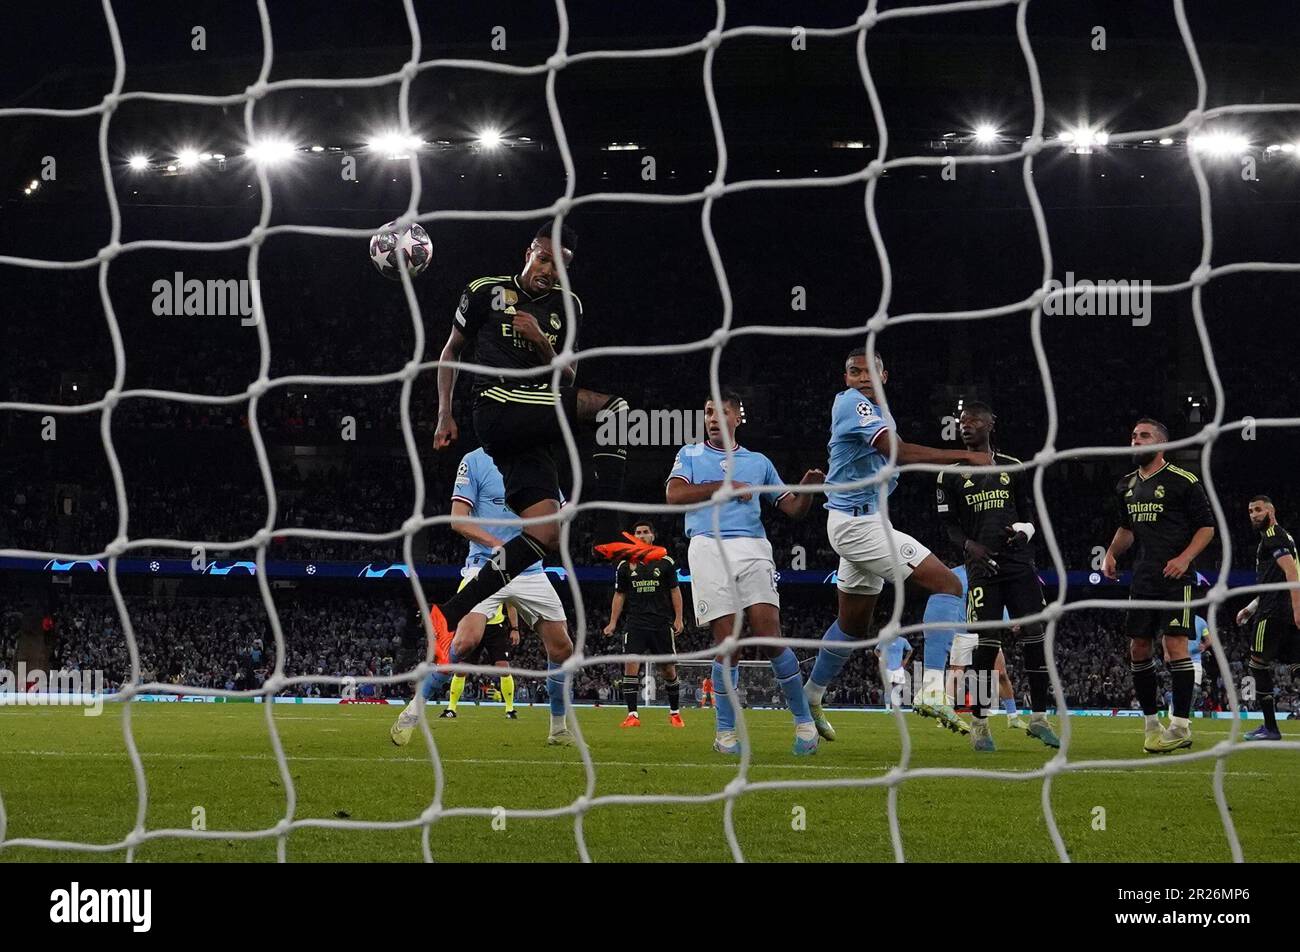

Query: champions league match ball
<box><xmin>369</xmin><ymin>220</ymin><xmax>433</xmax><ymax>280</ymax></box>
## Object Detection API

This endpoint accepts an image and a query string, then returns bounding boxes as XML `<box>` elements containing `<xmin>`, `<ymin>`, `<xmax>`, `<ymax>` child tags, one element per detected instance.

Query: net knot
<box><xmin>704</xmin><ymin>181</ymin><xmax>726</xmax><ymax>200</ymax></box>
<box><xmin>1024</xmin><ymin>134</ymin><xmax>1046</xmax><ymax>155</ymax></box>
<box><xmin>865</xmin><ymin>159</ymin><xmax>885</xmax><ymax>179</ymax></box>
<box><xmin>704</xmin><ymin>28</ymin><xmax>723</xmax><ymax>49</ymax></box>
<box><xmin>723</xmin><ymin>777</ymin><xmax>747</xmax><ymax>797</ymax></box>
<box><xmin>867</xmin><ymin>311</ymin><xmax>888</xmax><ymax>333</ymax></box>
<box><xmin>105</xmin><ymin>537</ymin><xmax>129</xmax><ymax>558</ymax></box>
<box><xmin>572</xmin><ymin>795</ymin><xmax>591</xmax><ymax>813</ymax></box>
<box><xmin>251</xmin><ymin>528</ymin><xmax>272</xmax><ymax>548</ymax></box>
<box><xmin>245</xmin><ymin>81</ymin><xmax>270</xmax><ymax>101</ymax></box>
<box><xmin>249</xmin><ymin>225</ymin><xmax>268</xmax><ymax>245</ymax></box>
<box><xmin>1183</xmin><ymin>108</ymin><xmax>1204</xmax><ymax>131</ymax></box>
<box><xmin>97</xmin><ymin>242</ymin><xmax>122</xmax><ymax>263</ymax></box>
<box><xmin>1197</xmin><ymin>420</ymin><xmax>1219</xmax><ymax>441</ymax></box>
<box><xmin>546</xmin><ymin>52</ymin><xmax>568</xmax><ymax>71</ymax></box>
<box><xmin>857</xmin><ymin>10</ymin><xmax>878</xmax><ymax>29</ymax></box>
<box><xmin>1190</xmin><ymin>264</ymin><xmax>1211</xmax><ymax>286</ymax></box>
<box><xmin>400</xmin><ymin>61</ymin><xmax>420</xmax><ymax>81</ymax></box>
<box><xmin>402</xmin><ymin>515</ymin><xmax>425</xmax><ymax>536</ymax></box>
<box><xmin>247</xmin><ymin>377</ymin><xmax>271</xmax><ymax>399</ymax></box>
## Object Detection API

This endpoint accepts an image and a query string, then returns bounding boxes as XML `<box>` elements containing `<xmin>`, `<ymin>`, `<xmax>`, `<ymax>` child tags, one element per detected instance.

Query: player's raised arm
<box><xmin>434</xmin><ymin>324</ymin><xmax>467</xmax><ymax>449</ymax></box>
<box><xmin>774</xmin><ymin>467</ymin><xmax>824</xmax><ymax>519</ymax></box>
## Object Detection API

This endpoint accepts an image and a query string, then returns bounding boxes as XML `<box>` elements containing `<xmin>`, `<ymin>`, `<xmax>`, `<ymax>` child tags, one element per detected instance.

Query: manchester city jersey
<box><xmin>826</xmin><ymin>388</ymin><xmax>897</xmax><ymax>513</ymax></box>
<box><xmin>451</xmin><ymin>448</ymin><xmax>546</xmax><ymax>575</ymax></box>
<box><xmin>667</xmin><ymin>441</ymin><xmax>790</xmax><ymax>539</ymax></box>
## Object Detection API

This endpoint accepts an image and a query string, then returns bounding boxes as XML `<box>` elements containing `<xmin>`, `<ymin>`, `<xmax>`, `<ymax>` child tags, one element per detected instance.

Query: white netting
<box><xmin>2</xmin><ymin>0</ymin><xmax>1299</xmax><ymax>864</ymax></box>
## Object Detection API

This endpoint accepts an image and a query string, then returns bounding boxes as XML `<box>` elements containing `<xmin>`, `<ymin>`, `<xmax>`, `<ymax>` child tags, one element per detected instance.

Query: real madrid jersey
<box><xmin>453</xmin><ymin>273</ymin><xmax>583</xmax><ymax>405</ymax></box>
<box><xmin>937</xmin><ymin>452</ymin><xmax>1037</xmax><ymax>581</ymax></box>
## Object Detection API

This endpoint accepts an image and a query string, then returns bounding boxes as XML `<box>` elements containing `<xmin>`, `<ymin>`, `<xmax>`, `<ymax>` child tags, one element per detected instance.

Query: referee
<box><xmin>603</xmin><ymin>520</ymin><xmax>686</xmax><ymax>728</ymax></box>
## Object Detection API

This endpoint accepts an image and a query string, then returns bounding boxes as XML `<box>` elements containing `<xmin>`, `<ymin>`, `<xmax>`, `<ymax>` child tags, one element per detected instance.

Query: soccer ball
<box><xmin>369</xmin><ymin>220</ymin><xmax>433</xmax><ymax>280</ymax></box>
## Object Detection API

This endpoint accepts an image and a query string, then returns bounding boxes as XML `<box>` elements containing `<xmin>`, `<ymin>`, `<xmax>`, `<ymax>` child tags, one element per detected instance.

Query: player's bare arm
<box><xmin>775</xmin><ymin>468</ymin><xmax>826</xmax><ymax>519</ymax></box>
<box><xmin>1103</xmin><ymin>527</ymin><xmax>1134</xmax><ymax>580</ymax></box>
<box><xmin>449</xmin><ymin>499</ymin><xmax>504</xmax><ymax>550</ymax></box>
<box><xmin>1163</xmin><ymin>525</ymin><xmax>1215</xmax><ymax>578</ymax></box>
<box><xmin>434</xmin><ymin>325</ymin><xmax>467</xmax><ymax>449</ymax></box>
<box><xmin>604</xmin><ymin>590</ymin><xmax>626</xmax><ymax>636</ymax></box>
<box><xmin>671</xmin><ymin>586</ymin><xmax>684</xmax><ymax>635</ymax></box>
<box><xmin>873</xmin><ymin>429</ymin><xmax>992</xmax><ymax>467</ymax></box>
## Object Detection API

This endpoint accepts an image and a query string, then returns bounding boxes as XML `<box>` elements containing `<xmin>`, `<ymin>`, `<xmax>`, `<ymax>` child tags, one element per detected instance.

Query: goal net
<box><xmin>2</xmin><ymin>0</ymin><xmax>1298</xmax><ymax>865</ymax></box>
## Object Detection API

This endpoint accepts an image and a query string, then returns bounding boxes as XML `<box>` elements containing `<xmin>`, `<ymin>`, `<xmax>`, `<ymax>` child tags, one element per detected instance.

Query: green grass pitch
<box><xmin>1</xmin><ymin>704</ymin><xmax>1296</xmax><ymax>863</ymax></box>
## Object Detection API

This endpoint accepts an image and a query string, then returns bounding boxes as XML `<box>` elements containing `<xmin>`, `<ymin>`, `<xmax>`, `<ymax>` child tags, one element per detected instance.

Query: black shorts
<box><xmin>1126</xmin><ymin>581</ymin><xmax>1200</xmax><ymax>640</ymax></box>
<box><xmin>473</xmin><ymin>386</ymin><xmax>578</xmax><ymax>513</ymax></box>
<box><xmin>465</xmin><ymin>622</ymin><xmax>512</xmax><ymax>665</ymax></box>
<box><xmin>624</xmin><ymin>624</ymin><xmax>677</xmax><ymax>658</ymax></box>
<box><xmin>965</xmin><ymin>571</ymin><xmax>1047</xmax><ymax>640</ymax></box>
<box><xmin>1248</xmin><ymin>616</ymin><xmax>1300</xmax><ymax>664</ymax></box>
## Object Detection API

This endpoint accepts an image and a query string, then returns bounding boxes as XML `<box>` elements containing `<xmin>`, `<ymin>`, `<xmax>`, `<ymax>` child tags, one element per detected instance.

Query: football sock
<box><xmin>1022</xmin><ymin>637</ymin><xmax>1051</xmax><ymax>714</ymax></box>
<box><xmin>546</xmin><ymin>660</ymin><xmax>567</xmax><ymax>720</ymax></box>
<box><xmin>1251</xmin><ymin>662</ymin><xmax>1277</xmax><ymax>731</ymax></box>
<box><xmin>920</xmin><ymin>666</ymin><xmax>946</xmax><ymax>704</ymax></box>
<box><xmin>1131</xmin><ymin>658</ymin><xmax>1159</xmax><ymax>716</ymax></box>
<box><xmin>448</xmin><ymin>674</ymin><xmax>466</xmax><ymax>712</ymax></box>
<box><xmin>665</xmin><ymin>677</ymin><xmax>681</xmax><ymax>714</ymax></box>
<box><xmin>1168</xmin><ymin>656</ymin><xmax>1195</xmax><ymax>720</ymax></box>
<box><xmin>770</xmin><ymin>648</ymin><xmax>813</xmax><ymax>724</ymax></box>
<box><xmin>500</xmin><ymin>674</ymin><xmax>515</xmax><ymax>713</ymax></box>
<box><xmin>1003</xmin><ymin>697</ymin><xmax>1018</xmax><ymax>716</ymax></box>
<box><xmin>420</xmin><ymin>644</ymin><xmax>461</xmax><ymax>701</ymax></box>
<box><xmin>711</xmin><ymin>660</ymin><xmax>740</xmax><ymax>733</ymax></box>
<box><xmin>622</xmin><ymin>673</ymin><xmax>640</xmax><ymax>714</ymax></box>
<box><xmin>806</xmin><ymin>621</ymin><xmax>855</xmax><ymax>704</ymax></box>
<box><xmin>970</xmin><ymin>642</ymin><xmax>1000</xmax><ymax>717</ymax></box>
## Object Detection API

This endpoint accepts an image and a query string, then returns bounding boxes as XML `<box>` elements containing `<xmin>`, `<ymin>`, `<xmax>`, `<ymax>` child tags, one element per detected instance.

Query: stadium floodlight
<box><xmin>127</xmin><ymin>155</ymin><xmax>149</xmax><ymax>170</ymax></box>
<box><xmin>1059</xmin><ymin>125</ymin><xmax>1108</xmax><ymax>154</ymax></box>
<box><xmin>476</xmin><ymin>128</ymin><xmax>503</xmax><ymax>149</ymax></box>
<box><xmin>199</xmin><ymin>152</ymin><xmax>213</xmax><ymax>161</ymax></box>
<box><xmin>310</xmin><ymin>145</ymin><xmax>324</xmax><ymax>152</ymax></box>
<box><xmin>366</xmin><ymin>131</ymin><xmax>424</xmax><ymax>158</ymax></box>
<box><xmin>23</xmin><ymin>187</ymin><xmax>31</xmax><ymax>195</ymax></box>
<box><xmin>245</xmin><ymin>138</ymin><xmax>297</xmax><ymax>166</ymax></box>
<box><xmin>28</xmin><ymin>179</ymin><xmax>39</xmax><ymax>190</ymax></box>
<box><xmin>973</xmin><ymin>123</ymin><xmax>1000</xmax><ymax>146</ymax></box>
<box><xmin>1158</xmin><ymin>137</ymin><xmax>1174</xmax><ymax>146</ymax></box>
<box><xmin>1286</xmin><ymin>143</ymin><xmax>1298</xmax><ymax>154</ymax></box>
<box><xmin>177</xmin><ymin>148</ymin><xmax>200</xmax><ymax>168</ymax></box>
<box><xmin>211</xmin><ymin>153</ymin><xmax>226</xmax><ymax>160</ymax></box>
<box><xmin>1189</xmin><ymin>130</ymin><xmax>1249</xmax><ymax>157</ymax></box>
<box><xmin>602</xmin><ymin>142</ymin><xmax>642</xmax><ymax>151</ymax></box>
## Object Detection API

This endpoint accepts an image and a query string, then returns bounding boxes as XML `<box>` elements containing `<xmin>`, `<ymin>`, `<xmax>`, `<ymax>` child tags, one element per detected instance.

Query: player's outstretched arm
<box><xmin>449</xmin><ymin>499</ymin><xmax>505</xmax><ymax>550</ymax></box>
<box><xmin>435</xmin><ymin>326</ymin><xmax>467</xmax><ymax>449</ymax></box>
<box><xmin>873</xmin><ymin>430</ymin><xmax>990</xmax><ymax>467</ymax></box>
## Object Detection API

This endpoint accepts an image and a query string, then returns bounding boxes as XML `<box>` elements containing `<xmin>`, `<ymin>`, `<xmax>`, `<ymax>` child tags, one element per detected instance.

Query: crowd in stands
<box><xmin>27</xmin><ymin>591</ymin><xmax>1292</xmax><ymax>716</ymax></box>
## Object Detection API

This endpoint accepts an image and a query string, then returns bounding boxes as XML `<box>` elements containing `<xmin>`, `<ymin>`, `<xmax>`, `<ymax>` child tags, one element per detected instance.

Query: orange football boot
<box><xmin>669</xmin><ymin>712</ymin><xmax>685</xmax><ymax>728</ymax></box>
<box><xmin>620</xmin><ymin>712</ymin><xmax>641</xmax><ymax>728</ymax></box>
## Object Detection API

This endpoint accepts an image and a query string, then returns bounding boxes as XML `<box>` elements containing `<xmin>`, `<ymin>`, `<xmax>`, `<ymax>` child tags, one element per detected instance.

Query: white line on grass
<box><xmin>0</xmin><ymin>747</ymin><xmax>1272</xmax><ymax>776</ymax></box>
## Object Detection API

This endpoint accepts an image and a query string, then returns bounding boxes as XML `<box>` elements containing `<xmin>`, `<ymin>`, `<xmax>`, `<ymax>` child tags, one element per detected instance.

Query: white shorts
<box><xmin>462</xmin><ymin>567</ymin><xmax>566</xmax><ymax>628</ymax></box>
<box><xmin>826</xmin><ymin>509</ymin><xmax>932</xmax><ymax>596</ymax></box>
<box><xmin>687</xmin><ymin>535</ymin><xmax>779</xmax><ymax>626</ymax></box>
<box><xmin>950</xmin><ymin>633</ymin><xmax>977</xmax><ymax>667</ymax></box>
<box><xmin>887</xmin><ymin>666</ymin><xmax>907</xmax><ymax>686</ymax></box>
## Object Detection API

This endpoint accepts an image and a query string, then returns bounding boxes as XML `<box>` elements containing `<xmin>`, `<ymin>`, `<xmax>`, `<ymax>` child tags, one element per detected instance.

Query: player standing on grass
<box><xmin>937</xmin><ymin>402</ymin><xmax>1059</xmax><ymax>752</ymax></box>
<box><xmin>1235</xmin><ymin>496</ymin><xmax>1300</xmax><ymax>741</ymax></box>
<box><xmin>802</xmin><ymin>348</ymin><xmax>991</xmax><ymax>742</ymax></box>
<box><xmin>390</xmin><ymin>448</ymin><xmax>576</xmax><ymax>747</ymax></box>
<box><xmin>1102</xmin><ymin>418</ymin><xmax>1215</xmax><ymax>754</ymax></box>
<box><xmin>665</xmin><ymin>390</ymin><xmax>825</xmax><ymax>756</ymax></box>
<box><xmin>438</xmin><ymin>601</ymin><xmax>521</xmax><ymax>720</ymax></box>
<box><xmin>426</xmin><ymin>221</ymin><xmax>664</xmax><ymax>733</ymax></box>
<box><xmin>603</xmin><ymin>520</ymin><xmax>686</xmax><ymax>728</ymax></box>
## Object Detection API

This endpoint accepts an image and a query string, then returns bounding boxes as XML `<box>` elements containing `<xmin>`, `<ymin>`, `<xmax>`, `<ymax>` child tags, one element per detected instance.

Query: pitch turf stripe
<box><xmin>0</xmin><ymin>748</ymin><xmax>1278</xmax><ymax>776</ymax></box>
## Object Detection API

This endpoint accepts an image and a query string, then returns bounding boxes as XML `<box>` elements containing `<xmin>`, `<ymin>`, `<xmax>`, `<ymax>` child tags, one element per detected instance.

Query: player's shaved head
<box><xmin>1133</xmin><ymin>417</ymin><xmax>1169</xmax><ymax>441</ymax></box>
<box><xmin>1251</xmin><ymin>494</ymin><xmax>1275</xmax><ymax>507</ymax></box>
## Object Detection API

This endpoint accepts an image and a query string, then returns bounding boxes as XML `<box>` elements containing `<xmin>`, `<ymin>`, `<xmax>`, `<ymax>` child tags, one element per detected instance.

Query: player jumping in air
<box><xmin>937</xmin><ymin>402</ymin><xmax>1060</xmax><ymax>751</ymax></box>
<box><xmin>802</xmin><ymin>348</ymin><xmax>991</xmax><ymax>741</ymax></box>
<box><xmin>1103</xmin><ymin>418</ymin><xmax>1215</xmax><ymax>754</ymax></box>
<box><xmin>426</xmin><ymin>221</ymin><xmax>663</xmax><ymax>724</ymax></box>
<box><xmin>391</xmin><ymin>448</ymin><xmax>578</xmax><ymax>747</ymax></box>
<box><xmin>1235</xmin><ymin>495</ymin><xmax>1300</xmax><ymax>741</ymax></box>
<box><xmin>603</xmin><ymin>520</ymin><xmax>686</xmax><ymax>728</ymax></box>
<box><xmin>665</xmin><ymin>390</ymin><xmax>825</xmax><ymax>755</ymax></box>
